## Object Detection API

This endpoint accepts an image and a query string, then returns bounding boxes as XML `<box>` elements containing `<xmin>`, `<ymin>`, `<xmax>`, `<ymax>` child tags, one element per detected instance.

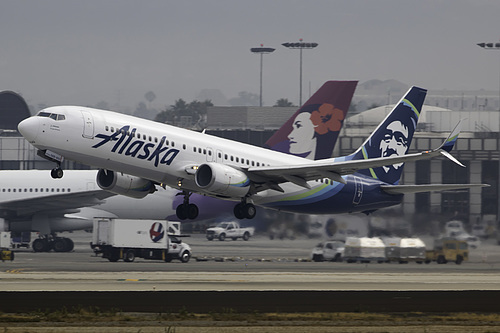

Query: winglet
<box><xmin>439</xmin><ymin>120</ymin><xmax>463</xmax><ymax>153</ymax></box>
<box><xmin>434</xmin><ymin>120</ymin><xmax>465</xmax><ymax>167</ymax></box>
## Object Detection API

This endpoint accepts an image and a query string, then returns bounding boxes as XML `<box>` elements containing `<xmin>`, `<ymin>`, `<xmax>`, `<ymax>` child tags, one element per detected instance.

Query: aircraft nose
<box><xmin>18</xmin><ymin>117</ymin><xmax>40</xmax><ymax>142</ymax></box>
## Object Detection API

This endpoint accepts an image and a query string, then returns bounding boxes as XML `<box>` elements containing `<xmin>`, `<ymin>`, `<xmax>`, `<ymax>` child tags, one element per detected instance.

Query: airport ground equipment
<box><xmin>0</xmin><ymin>232</ymin><xmax>13</xmax><ymax>261</ymax></box>
<box><xmin>91</xmin><ymin>218</ymin><xmax>191</xmax><ymax>263</ymax></box>
<box><xmin>206</xmin><ymin>221</ymin><xmax>254</xmax><ymax>241</ymax></box>
<box><xmin>343</xmin><ymin>237</ymin><xmax>386</xmax><ymax>263</ymax></box>
<box><xmin>425</xmin><ymin>238</ymin><xmax>468</xmax><ymax>264</ymax></box>
<box><xmin>311</xmin><ymin>240</ymin><xmax>345</xmax><ymax>262</ymax></box>
<box><xmin>383</xmin><ymin>237</ymin><xmax>426</xmax><ymax>263</ymax></box>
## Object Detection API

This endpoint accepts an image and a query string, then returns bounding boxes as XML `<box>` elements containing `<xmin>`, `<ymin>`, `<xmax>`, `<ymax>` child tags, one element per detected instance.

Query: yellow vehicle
<box><xmin>425</xmin><ymin>238</ymin><xmax>468</xmax><ymax>265</ymax></box>
<box><xmin>1</xmin><ymin>249</ymin><xmax>14</xmax><ymax>261</ymax></box>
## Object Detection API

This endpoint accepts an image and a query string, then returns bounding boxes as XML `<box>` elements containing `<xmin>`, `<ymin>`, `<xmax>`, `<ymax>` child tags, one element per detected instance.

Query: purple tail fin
<box><xmin>265</xmin><ymin>81</ymin><xmax>357</xmax><ymax>160</ymax></box>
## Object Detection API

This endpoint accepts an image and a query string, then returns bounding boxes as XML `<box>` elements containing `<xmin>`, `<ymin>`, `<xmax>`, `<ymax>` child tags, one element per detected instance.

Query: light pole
<box><xmin>282</xmin><ymin>39</ymin><xmax>318</xmax><ymax>106</ymax></box>
<box><xmin>477</xmin><ymin>42</ymin><xmax>500</xmax><ymax>111</ymax></box>
<box><xmin>250</xmin><ymin>45</ymin><xmax>275</xmax><ymax>107</ymax></box>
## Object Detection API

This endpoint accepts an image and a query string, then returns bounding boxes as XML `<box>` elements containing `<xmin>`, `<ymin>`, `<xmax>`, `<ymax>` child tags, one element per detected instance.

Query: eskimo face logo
<box><xmin>92</xmin><ymin>125</ymin><xmax>179</xmax><ymax>167</ymax></box>
<box><xmin>149</xmin><ymin>222</ymin><xmax>165</xmax><ymax>242</ymax></box>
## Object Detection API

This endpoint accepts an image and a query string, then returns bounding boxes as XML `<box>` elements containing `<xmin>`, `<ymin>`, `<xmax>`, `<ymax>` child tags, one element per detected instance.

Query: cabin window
<box><xmin>172</xmin><ymin>142</ymin><xmax>175</xmax><ymax>147</ymax></box>
<box><xmin>198</xmin><ymin>148</ymin><xmax>202</xmax><ymax>153</ymax></box>
<box><xmin>225</xmin><ymin>154</ymin><xmax>228</xmax><ymax>160</ymax></box>
<box><xmin>230</xmin><ymin>156</ymin><xmax>234</xmax><ymax>161</ymax></box>
<box><xmin>183</xmin><ymin>144</ymin><xmax>186</xmax><ymax>150</ymax></box>
<box><xmin>111</xmin><ymin>127</ymin><xmax>115</xmax><ymax>132</ymax></box>
<box><xmin>208</xmin><ymin>151</ymin><xmax>212</xmax><ymax>156</ymax></box>
<box><xmin>105</xmin><ymin>126</ymin><xmax>109</xmax><ymax>131</ymax></box>
<box><xmin>155</xmin><ymin>137</ymin><xmax>158</xmax><ymax>143</ymax></box>
<box><xmin>236</xmin><ymin>157</ymin><xmax>239</xmax><ymax>163</ymax></box>
<box><xmin>203</xmin><ymin>149</ymin><xmax>206</xmax><ymax>155</ymax></box>
<box><xmin>218</xmin><ymin>152</ymin><xmax>222</xmax><ymax>158</ymax></box>
<box><xmin>193</xmin><ymin>147</ymin><xmax>197</xmax><ymax>152</ymax></box>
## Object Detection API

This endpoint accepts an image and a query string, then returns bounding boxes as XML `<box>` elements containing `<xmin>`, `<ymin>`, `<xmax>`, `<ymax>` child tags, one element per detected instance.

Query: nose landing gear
<box><xmin>50</xmin><ymin>166</ymin><xmax>64</xmax><ymax>179</ymax></box>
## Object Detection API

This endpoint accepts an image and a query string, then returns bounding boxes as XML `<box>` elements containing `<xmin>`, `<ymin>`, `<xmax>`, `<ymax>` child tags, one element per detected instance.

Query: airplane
<box><xmin>18</xmin><ymin>85</ymin><xmax>486</xmax><ymax>222</ymax></box>
<box><xmin>2</xmin><ymin>81</ymin><xmax>358</xmax><ymax>251</ymax></box>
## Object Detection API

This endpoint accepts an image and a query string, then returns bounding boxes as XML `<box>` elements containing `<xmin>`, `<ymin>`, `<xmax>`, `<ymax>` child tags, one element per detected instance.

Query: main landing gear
<box><xmin>175</xmin><ymin>191</ymin><xmax>199</xmax><ymax>220</ymax></box>
<box><xmin>32</xmin><ymin>235</ymin><xmax>74</xmax><ymax>253</ymax></box>
<box><xmin>50</xmin><ymin>164</ymin><xmax>64</xmax><ymax>179</ymax></box>
<box><xmin>233</xmin><ymin>199</ymin><xmax>256</xmax><ymax>220</ymax></box>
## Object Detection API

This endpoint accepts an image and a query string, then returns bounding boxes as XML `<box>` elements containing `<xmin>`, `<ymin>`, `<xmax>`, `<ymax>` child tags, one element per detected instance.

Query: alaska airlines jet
<box><xmin>18</xmin><ymin>85</ymin><xmax>486</xmax><ymax>221</ymax></box>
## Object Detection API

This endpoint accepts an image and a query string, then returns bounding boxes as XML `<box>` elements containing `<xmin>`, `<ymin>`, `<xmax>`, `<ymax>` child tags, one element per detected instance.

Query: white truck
<box><xmin>343</xmin><ymin>237</ymin><xmax>386</xmax><ymax>263</ymax></box>
<box><xmin>91</xmin><ymin>218</ymin><xmax>191</xmax><ymax>263</ymax></box>
<box><xmin>206</xmin><ymin>221</ymin><xmax>254</xmax><ymax>241</ymax></box>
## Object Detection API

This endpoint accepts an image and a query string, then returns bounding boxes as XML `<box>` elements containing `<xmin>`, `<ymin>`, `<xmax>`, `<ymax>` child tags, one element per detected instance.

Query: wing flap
<box><xmin>380</xmin><ymin>184</ymin><xmax>489</xmax><ymax>195</ymax></box>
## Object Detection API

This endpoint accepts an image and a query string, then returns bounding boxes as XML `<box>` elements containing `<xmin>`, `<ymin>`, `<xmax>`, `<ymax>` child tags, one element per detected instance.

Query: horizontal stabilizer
<box><xmin>380</xmin><ymin>183</ymin><xmax>489</xmax><ymax>195</ymax></box>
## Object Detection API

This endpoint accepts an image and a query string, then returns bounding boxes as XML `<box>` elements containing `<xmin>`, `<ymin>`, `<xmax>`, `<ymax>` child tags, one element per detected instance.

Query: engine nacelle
<box><xmin>97</xmin><ymin>169</ymin><xmax>155</xmax><ymax>199</ymax></box>
<box><xmin>195</xmin><ymin>163</ymin><xmax>250</xmax><ymax>198</ymax></box>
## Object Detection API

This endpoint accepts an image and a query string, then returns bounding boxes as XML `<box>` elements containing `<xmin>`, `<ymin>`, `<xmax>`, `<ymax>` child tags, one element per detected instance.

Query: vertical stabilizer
<box><xmin>265</xmin><ymin>81</ymin><xmax>357</xmax><ymax>160</ymax></box>
<box><xmin>351</xmin><ymin>86</ymin><xmax>427</xmax><ymax>185</ymax></box>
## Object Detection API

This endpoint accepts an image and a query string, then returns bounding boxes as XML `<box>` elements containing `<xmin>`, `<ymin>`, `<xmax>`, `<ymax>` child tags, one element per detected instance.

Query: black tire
<box><xmin>233</xmin><ymin>204</ymin><xmax>245</xmax><ymax>219</ymax></box>
<box><xmin>219</xmin><ymin>233</ymin><xmax>226</xmax><ymax>241</ymax></box>
<box><xmin>164</xmin><ymin>256</ymin><xmax>172</xmax><ymax>262</ymax></box>
<box><xmin>124</xmin><ymin>250</ymin><xmax>135</xmax><ymax>262</ymax></box>
<box><xmin>242</xmin><ymin>232</ymin><xmax>250</xmax><ymax>241</ymax></box>
<box><xmin>180</xmin><ymin>251</ymin><xmax>190</xmax><ymax>263</ymax></box>
<box><xmin>107</xmin><ymin>250</ymin><xmax>120</xmax><ymax>262</ymax></box>
<box><xmin>64</xmin><ymin>238</ymin><xmax>74</xmax><ymax>252</ymax></box>
<box><xmin>437</xmin><ymin>255</ymin><xmax>447</xmax><ymax>264</ymax></box>
<box><xmin>232</xmin><ymin>237</ymin><xmax>238</xmax><ymax>241</ymax></box>
<box><xmin>334</xmin><ymin>254</ymin><xmax>342</xmax><ymax>262</ymax></box>
<box><xmin>10</xmin><ymin>251</ymin><xmax>14</xmax><ymax>261</ymax></box>
<box><xmin>206</xmin><ymin>235</ymin><xmax>214</xmax><ymax>241</ymax></box>
<box><xmin>455</xmin><ymin>255</ymin><xmax>463</xmax><ymax>265</ymax></box>
<box><xmin>52</xmin><ymin>238</ymin><xmax>67</xmax><ymax>252</ymax></box>
<box><xmin>188</xmin><ymin>204</ymin><xmax>199</xmax><ymax>219</ymax></box>
<box><xmin>176</xmin><ymin>204</ymin><xmax>187</xmax><ymax>220</ymax></box>
<box><xmin>312</xmin><ymin>254</ymin><xmax>323</xmax><ymax>262</ymax></box>
<box><xmin>32</xmin><ymin>239</ymin><xmax>49</xmax><ymax>252</ymax></box>
<box><xmin>244</xmin><ymin>203</ymin><xmax>256</xmax><ymax>219</ymax></box>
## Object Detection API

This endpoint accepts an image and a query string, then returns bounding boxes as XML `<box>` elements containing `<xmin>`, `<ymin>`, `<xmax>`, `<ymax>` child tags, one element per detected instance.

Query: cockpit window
<box><xmin>37</xmin><ymin>111</ymin><xmax>66</xmax><ymax>121</ymax></box>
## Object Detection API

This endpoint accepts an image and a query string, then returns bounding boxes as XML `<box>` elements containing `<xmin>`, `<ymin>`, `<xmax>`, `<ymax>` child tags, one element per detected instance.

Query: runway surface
<box><xmin>2</xmin><ymin>232</ymin><xmax>500</xmax><ymax>313</ymax></box>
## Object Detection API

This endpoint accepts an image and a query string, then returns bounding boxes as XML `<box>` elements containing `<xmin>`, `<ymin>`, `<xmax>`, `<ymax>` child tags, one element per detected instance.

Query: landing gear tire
<box><xmin>176</xmin><ymin>204</ymin><xmax>188</xmax><ymax>220</ymax></box>
<box><xmin>234</xmin><ymin>203</ymin><xmax>256</xmax><ymax>219</ymax></box>
<box><xmin>176</xmin><ymin>203</ymin><xmax>199</xmax><ymax>220</ymax></box>
<box><xmin>187</xmin><ymin>204</ymin><xmax>199</xmax><ymax>219</ymax></box>
<box><xmin>53</xmin><ymin>238</ymin><xmax>67</xmax><ymax>252</ymax></box>
<box><xmin>51</xmin><ymin>168</ymin><xmax>63</xmax><ymax>179</ymax></box>
<box><xmin>244</xmin><ymin>203</ymin><xmax>256</xmax><ymax>219</ymax></box>
<box><xmin>32</xmin><ymin>239</ymin><xmax>49</xmax><ymax>252</ymax></box>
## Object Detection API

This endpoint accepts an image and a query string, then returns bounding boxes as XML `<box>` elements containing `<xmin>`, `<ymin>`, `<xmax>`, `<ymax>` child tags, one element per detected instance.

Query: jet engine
<box><xmin>195</xmin><ymin>163</ymin><xmax>250</xmax><ymax>197</ymax></box>
<box><xmin>97</xmin><ymin>169</ymin><xmax>156</xmax><ymax>199</ymax></box>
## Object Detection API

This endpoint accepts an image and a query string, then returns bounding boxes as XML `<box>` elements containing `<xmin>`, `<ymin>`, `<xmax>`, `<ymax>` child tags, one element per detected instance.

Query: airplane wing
<box><xmin>0</xmin><ymin>190</ymin><xmax>115</xmax><ymax>218</ymax></box>
<box><xmin>380</xmin><ymin>184</ymin><xmax>489</xmax><ymax>195</ymax></box>
<box><xmin>246</xmin><ymin>124</ymin><xmax>466</xmax><ymax>191</ymax></box>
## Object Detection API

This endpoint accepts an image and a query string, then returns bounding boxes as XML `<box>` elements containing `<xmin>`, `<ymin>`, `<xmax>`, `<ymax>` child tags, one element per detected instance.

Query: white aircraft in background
<box><xmin>5</xmin><ymin>81</ymin><xmax>358</xmax><ymax>251</ymax></box>
<box><xmin>0</xmin><ymin>169</ymin><xmax>179</xmax><ymax>252</ymax></box>
<box><xmin>18</xmin><ymin>85</ymin><xmax>487</xmax><ymax>222</ymax></box>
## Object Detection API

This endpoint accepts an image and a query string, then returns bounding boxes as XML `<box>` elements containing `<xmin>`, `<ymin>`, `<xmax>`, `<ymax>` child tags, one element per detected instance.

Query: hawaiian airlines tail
<box><xmin>265</xmin><ymin>81</ymin><xmax>357</xmax><ymax>160</ymax></box>
<box><xmin>348</xmin><ymin>86</ymin><xmax>427</xmax><ymax>185</ymax></box>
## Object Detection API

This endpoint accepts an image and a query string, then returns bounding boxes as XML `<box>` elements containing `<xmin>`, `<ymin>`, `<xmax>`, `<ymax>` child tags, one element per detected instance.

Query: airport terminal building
<box><xmin>0</xmin><ymin>91</ymin><xmax>497</xmax><ymax>229</ymax></box>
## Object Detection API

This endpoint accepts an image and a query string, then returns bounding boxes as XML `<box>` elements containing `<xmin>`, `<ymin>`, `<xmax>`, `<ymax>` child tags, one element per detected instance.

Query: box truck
<box><xmin>91</xmin><ymin>218</ymin><xmax>191</xmax><ymax>263</ymax></box>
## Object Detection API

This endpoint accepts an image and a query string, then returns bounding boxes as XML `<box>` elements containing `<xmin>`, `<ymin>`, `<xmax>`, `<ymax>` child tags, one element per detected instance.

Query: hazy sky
<box><xmin>1</xmin><ymin>1</ymin><xmax>500</xmax><ymax>109</ymax></box>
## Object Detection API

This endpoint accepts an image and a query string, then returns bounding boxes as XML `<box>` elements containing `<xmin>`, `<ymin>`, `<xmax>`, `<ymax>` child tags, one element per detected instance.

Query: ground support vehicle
<box><xmin>343</xmin><ymin>237</ymin><xmax>386</xmax><ymax>263</ymax></box>
<box><xmin>425</xmin><ymin>238</ymin><xmax>468</xmax><ymax>264</ymax></box>
<box><xmin>91</xmin><ymin>218</ymin><xmax>191</xmax><ymax>263</ymax></box>
<box><xmin>0</xmin><ymin>232</ymin><xmax>13</xmax><ymax>261</ymax></box>
<box><xmin>311</xmin><ymin>241</ymin><xmax>344</xmax><ymax>262</ymax></box>
<box><xmin>399</xmin><ymin>238</ymin><xmax>426</xmax><ymax>263</ymax></box>
<box><xmin>206</xmin><ymin>221</ymin><xmax>254</xmax><ymax>241</ymax></box>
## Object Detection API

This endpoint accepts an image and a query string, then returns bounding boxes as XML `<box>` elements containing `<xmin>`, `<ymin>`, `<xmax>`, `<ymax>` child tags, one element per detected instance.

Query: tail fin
<box><xmin>265</xmin><ymin>80</ymin><xmax>357</xmax><ymax>160</ymax></box>
<box><xmin>351</xmin><ymin>86</ymin><xmax>427</xmax><ymax>185</ymax></box>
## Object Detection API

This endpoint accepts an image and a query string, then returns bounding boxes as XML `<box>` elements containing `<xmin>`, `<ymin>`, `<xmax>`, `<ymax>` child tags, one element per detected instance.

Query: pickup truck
<box><xmin>206</xmin><ymin>222</ymin><xmax>254</xmax><ymax>241</ymax></box>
